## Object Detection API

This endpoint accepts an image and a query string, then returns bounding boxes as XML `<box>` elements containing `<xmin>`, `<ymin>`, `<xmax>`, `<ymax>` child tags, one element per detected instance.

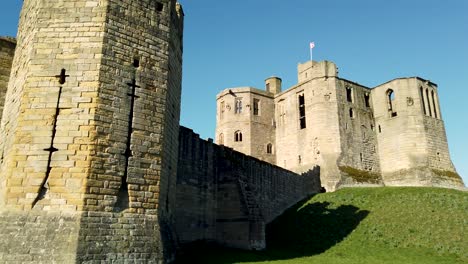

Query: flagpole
<box><xmin>309</xmin><ymin>42</ymin><xmax>315</xmax><ymax>62</ymax></box>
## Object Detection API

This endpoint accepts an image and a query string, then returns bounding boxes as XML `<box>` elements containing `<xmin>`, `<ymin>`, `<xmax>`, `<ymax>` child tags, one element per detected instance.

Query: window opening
<box><xmin>219</xmin><ymin>133</ymin><xmax>224</xmax><ymax>145</ymax></box>
<box><xmin>156</xmin><ymin>2</ymin><xmax>164</xmax><ymax>12</ymax></box>
<box><xmin>364</xmin><ymin>93</ymin><xmax>370</xmax><ymax>107</ymax></box>
<box><xmin>298</xmin><ymin>94</ymin><xmax>306</xmax><ymax>129</ymax></box>
<box><xmin>426</xmin><ymin>89</ymin><xmax>432</xmax><ymax>117</ymax></box>
<box><xmin>278</xmin><ymin>103</ymin><xmax>286</xmax><ymax>126</ymax></box>
<box><xmin>133</xmin><ymin>58</ymin><xmax>140</xmax><ymax>68</ymax></box>
<box><xmin>378</xmin><ymin>125</ymin><xmax>382</xmax><ymax>133</ymax></box>
<box><xmin>235</xmin><ymin>98</ymin><xmax>242</xmax><ymax>114</ymax></box>
<box><xmin>349</xmin><ymin>108</ymin><xmax>354</xmax><ymax>119</ymax></box>
<box><xmin>298</xmin><ymin>155</ymin><xmax>302</xmax><ymax>165</ymax></box>
<box><xmin>346</xmin><ymin>87</ymin><xmax>353</xmax><ymax>103</ymax></box>
<box><xmin>253</xmin><ymin>98</ymin><xmax>260</xmax><ymax>116</ymax></box>
<box><xmin>431</xmin><ymin>91</ymin><xmax>438</xmax><ymax>118</ymax></box>
<box><xmin>387</xmin><ymin>89</ymin><xmax>397</xmax><ymax>117</ymax></box>
<box><xmin>267</xmin><ymin>143</ymin><xmax>273</xmax><ymax>154</ymax></box>
<box><xmin>420</xmin><ymin>87</ymin><xmax>426</xmax><ymax>115</ymax></box>
<box><xmin>220</xmin><ymin>101</ymin><xmax>225</xmax><ymax>120</ymax></box>
<box><xmin>234</xmin><ymin>131</ymin><xmax>243</xmax><ymax>142</ymax></box>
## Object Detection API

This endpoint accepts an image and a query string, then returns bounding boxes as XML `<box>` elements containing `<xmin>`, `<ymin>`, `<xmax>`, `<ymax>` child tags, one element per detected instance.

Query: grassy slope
<box><xmin>176</xmin><ymin>187</ymin><xmax>467</xmax><ymax>264</ymax></box>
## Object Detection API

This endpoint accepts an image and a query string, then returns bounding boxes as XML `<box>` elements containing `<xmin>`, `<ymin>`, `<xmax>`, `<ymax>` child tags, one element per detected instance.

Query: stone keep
<box><xmin>0</xmin><ymin>0</ymin><xmax>183</xmax><ymax>263</ymax></box>
<box><xmin>216</xmin><ymin>60</ymin><xmax>464</xmax><ymax>191</ymax></box>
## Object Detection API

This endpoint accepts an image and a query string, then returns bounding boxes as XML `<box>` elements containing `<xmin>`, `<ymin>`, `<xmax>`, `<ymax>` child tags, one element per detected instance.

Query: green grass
<box><xmin>176</xmin><ymin>187</ymin><xmax>467</xmax><ymax>264</ymax></box>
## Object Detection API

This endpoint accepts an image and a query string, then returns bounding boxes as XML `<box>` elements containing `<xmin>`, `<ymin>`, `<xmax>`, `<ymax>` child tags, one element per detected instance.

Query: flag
<box><xmin>310</xmin><ymin>42</ymin><xmax>315</xmax><ymax>49</ymax></box>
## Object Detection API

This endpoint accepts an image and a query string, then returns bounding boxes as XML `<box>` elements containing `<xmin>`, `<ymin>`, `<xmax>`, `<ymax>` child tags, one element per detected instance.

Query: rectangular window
<box><xmin>235</xmin><ymin>98</ymin><xmax>242</xmax><ymax>114</ymax></box>
<box><xmin>364</xmin><ymin>93</ymin><xmax>370</xmax><ymax>107</ymax></box>
<box><xmin>253</xmin><ymin>98</ymin><xmax>260</xmax><ymax>116</ymax></box>
<box><xmin>298</xmin><ymin>94</ymin><xmax>306</xmax><ymax>129</ymax></box>
<box><xmin>346</xmin><ymin>87</ymin><xmax>353</xmax><ymax>103</ymax></box>
<box><xmin>278</xmin><ymin>102</ymin><xmax>285</xmax><ymax>126</ymax></box>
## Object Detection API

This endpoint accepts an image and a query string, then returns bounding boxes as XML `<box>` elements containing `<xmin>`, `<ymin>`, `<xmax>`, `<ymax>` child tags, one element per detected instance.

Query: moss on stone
<box><xmin>339</xmin><ymin>165</ymin><xmax>381</xmax><ymax>184</ymax></box>
<box><xmin>431</xmin><ymin>169</ymin><xmax>462</xmax><ymax>180</ymax></box>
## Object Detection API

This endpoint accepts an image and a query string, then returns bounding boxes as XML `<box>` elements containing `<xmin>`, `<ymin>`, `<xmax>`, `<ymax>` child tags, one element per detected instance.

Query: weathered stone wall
<box><xmin>372</xmin><ymin>78</ymin><xmax>463</xmax><ymax>188</ymax></box>
<box><xmin>335</xmin><ymin>79</ymin><xmax>382</xmax><ymax>187</ymax></box>
<box><xmin>216</xmin><ymin>87</ymin><xmax>276</xmax><ymax>164</ymax></box>
<box><xmin>176</xmin><ymin>126</ymin><xmax>320</xmax><ymax>249</ymax></box>
<box><xmin>216</xmin><ymin>60</ymin><xmax>463</xmax><ymax>190</ymax></box>
<box><xmin>0</xmin><ymin>37</ymin><xmax>15</xmax><ymax>123</ymax></box>
<box><xmin>0</xmin><ymin>0</ymin><xmax>184</xmax><ymax>263</ymax></box>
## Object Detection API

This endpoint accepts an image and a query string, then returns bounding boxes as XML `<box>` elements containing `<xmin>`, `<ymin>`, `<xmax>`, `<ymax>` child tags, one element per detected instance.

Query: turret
<box><xmin>265</xmin><ymin>76</ymin><xmax>282</xmax><ymax>94</ymax></box>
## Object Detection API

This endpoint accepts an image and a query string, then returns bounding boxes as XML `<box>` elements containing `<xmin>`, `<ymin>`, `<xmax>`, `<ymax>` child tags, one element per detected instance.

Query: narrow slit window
<box><xmin>426</xmin><ymin>89</ymin><xmax>432</xmax><ymax>117</ymax></box>
<box><xmin>431</xmin><ymin>90</ymin><xmax>438</xmax><ymax>118</ymax></box>
<box><xmin>298</xmin><ymin>94</ymin><xmax>306</xmax><ymax>129</ymax></box>
<box><xmin>349</xmin><ymin>108</ymin><xmax>354</xmax><ymax>119</ymax></box>
<box><xmin>420</xmin><ymin>87</ymin><xmax>426</xmax><ymax>115</ymax></box>
<box><xmin>253</xmin><ymin>98</ymin><xmax>260</xmax><ymax>116</ymax></box>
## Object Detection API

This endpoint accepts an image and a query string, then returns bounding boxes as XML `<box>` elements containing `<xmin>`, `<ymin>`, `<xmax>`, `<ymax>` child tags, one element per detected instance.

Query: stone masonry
<box><xmin>0</xmin><ymin>37</ymin><xmax>16</xmax><ymax>123</ymax></box>
<box><xmin>216</xmin><ymin>60</ymin><xmax>465</xmax><ymax>191</ymax></box>
<box><xmin>175</xmin><ymin>127</ymin><xmax>320</xmax><ymax>250</ymax></box>
<box><xmin>0</xmin><ymin>0</ymin><xmax>183</xmax><ymax>263</ymax></box>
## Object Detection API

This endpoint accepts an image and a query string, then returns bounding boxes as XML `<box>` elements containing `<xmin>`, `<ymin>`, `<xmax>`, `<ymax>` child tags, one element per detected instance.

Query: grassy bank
<box><xmin>176</xmin><ymin>187</ymin><xmax>467</xmax><ymax>263</ymax></box>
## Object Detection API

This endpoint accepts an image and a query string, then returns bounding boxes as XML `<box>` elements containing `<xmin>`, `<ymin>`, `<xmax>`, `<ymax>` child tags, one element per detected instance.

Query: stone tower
<box><xmin>216</xmin><ymin>86</ymin><xmax>277</xmax><ymax>165</ymax></box>
<box><xmin>0</xmin><ymin>0</ymin><xmax>183</xmax><ymax>262</ymax></box>
<box><xmin>371</xmin><ymin>78</ymin><xmax>462</xmax><ymax>187</ymax></box>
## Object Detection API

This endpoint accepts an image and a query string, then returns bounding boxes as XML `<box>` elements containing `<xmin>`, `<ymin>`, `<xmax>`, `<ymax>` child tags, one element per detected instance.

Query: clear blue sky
<box><xmin>1</xmin><ymin>0</ymin><xmax>467</xmax><ymax>185</ymax></box>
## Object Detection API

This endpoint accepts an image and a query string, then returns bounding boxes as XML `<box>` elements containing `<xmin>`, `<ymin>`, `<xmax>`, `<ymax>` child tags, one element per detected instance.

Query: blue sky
<box><xmin>1</xmin><ymin>0</ymin><xmax>467</xmax><ymax>184</ymax></box>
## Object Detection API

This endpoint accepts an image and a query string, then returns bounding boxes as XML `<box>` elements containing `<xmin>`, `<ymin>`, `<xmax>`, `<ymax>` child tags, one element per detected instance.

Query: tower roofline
<box><xmin>216</xmin><ymin>87</ymin><xmax>274</xmax><ymax>99</ymax></box>
<box><xmin>374</xmin><ymin>77</ymin><xmax>438</xmax><ymax>88</ymax></box>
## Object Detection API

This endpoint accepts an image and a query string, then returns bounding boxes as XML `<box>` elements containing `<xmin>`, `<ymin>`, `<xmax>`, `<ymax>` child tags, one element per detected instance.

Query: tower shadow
<box><xmin>175</xmin><ymin>198</ymin><xmax>369</xmax><ymax>263</ymax></box>
<box><xmin>265</xmin><ymin>200</ymin><xmax>369</xmax><ymax>258</ymax></box>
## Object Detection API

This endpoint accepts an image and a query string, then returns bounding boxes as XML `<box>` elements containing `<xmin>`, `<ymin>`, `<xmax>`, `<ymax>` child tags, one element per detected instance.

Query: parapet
<box><xmin>298</xmin><ymin>60</ymin><xmax>338</xmax><ymax>83</ymax></box>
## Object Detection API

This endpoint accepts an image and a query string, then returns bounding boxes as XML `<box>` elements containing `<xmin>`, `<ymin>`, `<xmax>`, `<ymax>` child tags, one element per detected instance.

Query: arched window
<box><xmin>218</xmin><ymin>133</ymin><xmax>224</xmax><ymax>145</ymax></box>
<box><xmin>234</xmin><ymin>131</ymin><xmax>243</xmax><ymax>142</ymax></box>
<box><xmin>387</xmin><ymin>89</ymin><xmax>397</xmax><ymax>117</ymax></box>
<box><xmin>267</xmin><ymin>143</ymin><xmax>273</xmax><ymax>154</ymax></box>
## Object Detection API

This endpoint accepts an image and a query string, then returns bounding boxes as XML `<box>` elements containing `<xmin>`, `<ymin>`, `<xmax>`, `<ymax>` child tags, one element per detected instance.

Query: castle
<box><xmin>0</xmin><ymin>1</ymin><xmax>463</xmax><ymax>263</ymax></box>
<box><xmin>215</xmin><ymin>60</ymin><xmax>464</xmax><ymax>191</ymax></box>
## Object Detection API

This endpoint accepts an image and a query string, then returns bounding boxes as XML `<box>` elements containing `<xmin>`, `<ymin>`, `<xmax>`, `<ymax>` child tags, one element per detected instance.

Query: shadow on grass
<box><xmin>175</xmin><ymin>198</ymin><xmax>369</xmax><ymax>263</ymax></box>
